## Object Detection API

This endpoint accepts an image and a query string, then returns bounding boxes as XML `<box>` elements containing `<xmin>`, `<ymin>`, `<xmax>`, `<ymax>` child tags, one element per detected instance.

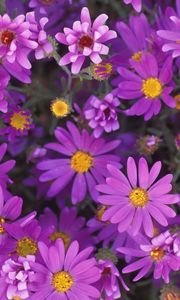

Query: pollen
<box><xmin>150</xmin><ymin>247</ymin><xmax>165</xmax><ymax>261</ymax></box>
<box><xmin>129</xmin><ymin>188</ymin><xmax>149</xmax><ymax>207</ymax></box>
<box><xmin>78</xmin><ymin>35</ymin><xmax>93</xmax><ymax>49</ymax></box>
<box><xmin>50</xmin><ymin>231</ymin><xmax>71</xmax><ymax>249</ymax></box>
<box><xmin>96</xmin><ymin>205</ymin><xmax>109</xmax><ymax>223</ymax></box>
<box><xmin>131</xmin><ymin>51</ymin><xmax>142</xmax><ymax>62</ymax></box>
<box><xmin>16</xmin><ymin>237</ymin><xmax>38</xmax><ymax>257</ymax></box>
<box><xmin>142</xmin><ymin>77</ymin><xmax>163</xmax><ymax>99</ymax></box>
<box><xmin>91</xmin><ymin>62</ymin><xmax>113</xmax><ymax>81</ymax></box>
<box><xmin>0</xmin><ymin>217</ymin><xmax>5</xmax><ymax>234</ymax></box>
<box><xmin>1</xmin><ymin>30</ymin><xmax>15</xmax><ymax>45</ymax></box>
<box><xmin>52</xmin><ymin>271</ymin><xmax>74</xmax><ymax>292</ymax></box>
<box><xmin>12</xmin><ymin>297</ymin><xmax>21</xmax><ymax>300</ymax></box>
<box><xmin>10</xmin><ymin>111</ymin><xmax>31</xmax><ymax>131</ymax></box>
<box><xmin>71</xmin><ymin>151</ymin><xmax>93</xmax><ymax>173</ymax></box>
<box><xmin>50</xmin><ymin>99</ymin><xmax>70</xmax><ymax>118</ymax></box>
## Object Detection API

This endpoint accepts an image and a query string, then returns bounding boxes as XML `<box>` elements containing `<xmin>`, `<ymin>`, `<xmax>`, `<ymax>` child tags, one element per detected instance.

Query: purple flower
<box><xmin>0</xmin><ymin>13</ymin><xmax>37</xmax><ymax>82</ymax></box>
<box><xmin>0</xmin><ymin>107</ymin><xmax>33</xmax><ymax>142</ymax></box>
<box><xmin>26</xmin><ymin>12</ymin><xmax>53</xmax><ymax>59</ymax></box>
<box><xmin>0</xmin><ymin>185</ymin><xmax>23</xmax><ymax>245</ymax></box>
<box><xmin>117</xmin><ymin>53</ymin><xmax>175</xmax><ymax>120</ymax></box>
<box><xmin>96</xmin><ymin>157</ymin><xmax>179</xmax><ymax>237</ymax></box>
<box><xmin>39</xmin><ymin>206</ymin><xmax>94</xmax><ymax>249</ymax></box>
<box><xmin>84</xmin><ymin>93</ymin><xmax>120</xmax><ymax>138</ymax></box>
<box><xmin>37</xmin><ymin>121</ymin><xmax>120</xmax><ymax>203</ymax></box>
<box><xmin>118</xmin><ymin>230</ymin><xmax>180</xmax><ymax>283</ymax></box>
<box><xmin>0</xmin><ymin>143</ymin><xmax>15</xmax><ymax>188</ymax></box>
<box><xmin>0</xmin><ymin>67</ymin><xmax>10</xmax><ymax>113</ymax></box>
<box><xmin>0</xmin><ymin>255</ymin><xmax>35</xmax><ymax>299</ymax></box>
<box><xmin>123</xmin><ymin>0</ymin><xmax>142</xmax><ymax>12</ymax></box>
<box><xmin>55</xmin><ymin>7</ymin><xmax>117</xmax><ymax>74</ymax></box>
<box><xmin>96</xmin><ymin>258</ymin><xmax>129</xmax><ymax>299</ymax></box>
<box><xmin>30</xmin><ymin>239</ymin><xmax>100</xmax><ymax>300</ymax></box>
<box><xmin>157</xmin><ymin>15</ymin><xmax>180</xmax><ymax>58</ymax></box>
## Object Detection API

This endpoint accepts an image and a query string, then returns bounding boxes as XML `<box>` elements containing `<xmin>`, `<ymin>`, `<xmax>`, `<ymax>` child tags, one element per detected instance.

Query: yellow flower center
<box><xmin>10</xmin><ymin>112</ymin><xmax>30</xmax><ymax>131</ymax></box>
<box><xmin>166</xmin><ymin>292</ymin><xmax>180</xmax><ymax>300</ymax></box>
<box><xmin>92</xmin><ymin>62</ymin><xmax>113</xmax><ymax>80</ymax></box>
<box><xmin>12</xmin><ymin>297</ymin><xmax>21</xmax><ymax>300</ymax></box>
<box><xmin>16</xmin><ymin>237</ymin><xmax>38</xmax><ymax>257</ymax></box>
<box><xmin>52</xmin><ymin>271</ymin><xmax>74</xmax><ymax>292</ymax></box>
<box><xmin>174</xmin><ymin>94</ymin><xmax>180</xmax><ymax>110</ymax></box>
<box><xmin>0</xmin><ymin>217</ymin><xmax>5</xmax><ymax>234</ymax></box>
<box><xmin>150</xmin><ymin>247</ymin><xmax>165</xmax><ymax>261</ymax></box>
<box><xmin>142</xmin><ymin>77</ymin><xmax>163</xmax><ymax>99</ymax></box>
<box><xmin>50</xmin><ymin>231</ymin><xmax>71</xmax><ymax>249</ymax></box>
<box><xmin>129</xmin><ymin>188</ymin><xmax>148</xmax><ymax>207</ymax></box>
<box><xmin>51</xmin><ymin>99</ymin><xmax>70</xmax><ymax>118</ymax></box>
<box><xmin>132</xmin><ymin>51</ymin><xmax>142</xmax><ymax>62</ymax></box>
<box><xmin>71</xmin><ymin>151</ymin><xmax>93</xmax><ymax>173</ymax></box>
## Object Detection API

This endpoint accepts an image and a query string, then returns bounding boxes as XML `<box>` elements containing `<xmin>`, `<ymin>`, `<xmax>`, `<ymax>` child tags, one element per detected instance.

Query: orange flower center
<box><xmin>1</xmin><ymin>30</ymin><xmax>15</xmax><ymax>45</ymax></box>
<box><xmin>150</xmin><ymin>247</ymin><xmax>165</xmax><ymax>261</ymax></box>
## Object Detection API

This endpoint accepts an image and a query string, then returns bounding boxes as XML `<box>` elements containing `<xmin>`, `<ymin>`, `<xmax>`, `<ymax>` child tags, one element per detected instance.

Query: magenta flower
<box><xmin>37</xmin><ymin>121</ymin><xmax>120</xmax><ymax>203</ymax></box>
<box><xmin>0</xmin><ymin>255</ymin><xmax>35</xmax><ymax>299</ymax></box>
<box><xmin>157</xmin><ymin>15</ymin><xmax>180</xmax><ymax>58</ymax></box>
<box><xmin>0</xmin><ymin>13</ymin><xmax>37</xmax><ymax>82</ymax></box>
<box><xmin>26</xmin><ymin>12</ymin><xmax>53</xmax><ymax>59</ymax></box>
<box><xmin>39</xmin><ymin>207</ymin><xmax>94</xmax><ymax>249</ymax></box>
<box><xmin>55</xmin><ymin>7</ymin><xmax>117</xmax><ymax>74</ymax></box>
<box><xmin>96</xmin><ymin>258</ymin><xmax>129</xmax><ymax>299</ymax></box>
<box><xmin>123</xmin><ymin>0</ymin><xmax>142</xmax><ymax>12</ymax></box>
<box><xmin>0</xmin><ymin>67</ymin><xmax>10</xmax><ymax>113</ymax></box>
<box><xmin>118</xmin><ymin>230</ymin><xmax>180</xmax><ymax>283</ymax></box>
<box><xmin>0</xmin><ymin>107</ymin><xmax>33</xmax><ymax>142</ymax></box>
<box><xmin>30</xmin><ymin>239</ymin><xmax>100</xmax><ymax>300</ymax></box>
<box><xmin>96</xmin><ymin>157</ymin><xmax>179</xmax><ymax>237</ymax></box>
<box><xmin>84</xmin><ymin>93</ymin><xmax>120</xmax><ymax>138</ymax></box>
<box><xmin>117</xmin><ymin>53</ymin><xmax>175</xmax><ymax>120</ymax></box>
<box><xmin>0</xmin><ymin>143</ymin><xmax>15</xmax><ymax>188</ymax></box>
<box><xmin>0</xmin><ymin>185</ymin><xmax>23</xmax><ymax>245</ymax></box>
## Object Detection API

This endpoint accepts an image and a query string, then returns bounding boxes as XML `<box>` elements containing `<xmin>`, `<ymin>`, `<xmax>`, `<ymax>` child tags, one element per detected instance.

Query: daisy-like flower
<box><xmin>30</xmin><ymin>239</ymin><xmax>100</xmax><ymax>300</ymax></box>
<box><xmin>0</xmin><ymin>107</ymin><xmax>33</xmax><ymax>142</ymax></box>
<box><xmin>0</xmin><ymin>143</ymin><xmax>15</xmax><ymax>188</ymax></box>
<box><xmin>55</xmin><ymin>7</ymin><xmax>117</xmax><ymax>74</ymax></box>
<box><xmin>0</xmin><ymin>13</ymin><xmax>37</xmax><ymax>82</ymax></box>
<box><xmin>118</xmin><ymin>230</ymin><xmax>180</xmax><ymax>283</ymax></box>
<box><xmin>157</xmin><ymin>15</ymin><xmax>180</xmax><ymax>58</ymax></box>
<box><xmin>123</xmin><ymin>0</ymin><xmax>142</xmax><ymax>12</ymax></box>
<box><xmin>96</xmin><ymin>157</ymin><xmax>179</xmax><ymax>237</ymax></box>
<box><xmin>84</xmin><ymin>93</ymin><xmax>120</xmax><ymax>138</ymax></box>
<box><xmin>50</xmin><ymin>98</ymin><xmax>71</xmax><ymax>118</ymax></box>
<box><xmin>39</xmin><ymin>207</ymin><xmax>93</xmax><ymax>250</ymax></box>
<box><xmin>0</xmin><ymin>255</ymin><xmax>35</xmax><ymax>299</ymax></box>
<box><xmin>117</xmin><ymin>53</ymin><xmax>175</xmax><ymax>120</ymax></box>
<box><xmin>37</xmin><ymin>121</ymin><xmax>120</xmax><ymax>203</ymax></box>
<box><xmin>90</xmin><ymin>60</ymin><xmax>113</xmax><ymax>81</ymax></box>
<box><xmin>0</xmin><ymin>185</ymin><xmax>23</xmax><ymax>245</ymax></box>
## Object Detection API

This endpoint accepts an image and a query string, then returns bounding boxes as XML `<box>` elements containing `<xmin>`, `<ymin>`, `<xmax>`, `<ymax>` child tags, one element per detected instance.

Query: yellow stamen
<box><xmin>131</xmin><ymin>51</ymin><xmax>142</xmax><ymax>62</ymax></box>
<box><xmin>150</xmin><ymin>247</ymin><xmax>165</xmax><ymax>261</ymax></box>
<box><xmin>52</xmin><ymin>271</ymin><xmax>73</xmax><ymax>292</ymax></box>
<box><xmin>0</xmin><ymin>217</ymin><xmax>5</xmax><ymax>234</ymax></box>
<box><xmin>16</xmin><ymin>237</ymin><xmax>38</xmax><ymax>257</ymax></box>
<box><xmin>174</xmin><ymin>94</ymin><xmax>180</xmax><ymax>110</ymax></box>
<box><xmin>10</xmin><ymin>112</ymin><xmax>30</xmax><ymax>131</ymax></box>
<box><xmin>12</xmin><ymin>297</ymin><xmax>21</xmax><ymax>300</ymax></box>
<box><xmin>71</xmin><ymin>151</ymin><xmax>93</xmax><ymax>173</ymax></box>
<box><xmin>129</xmin><ymin>188</ymin><xmax>148</xmax><ymax>207</ymax></box>
<box><xmin>91</xmin><ymin>62</ymin><xmax>113</xmax><ymax>80</ymax></box>
<box><xmin>50</xmin><ymin>231</ymin><xmax>71</xmax><ymax>249</ymax></box>
<box><xmin>142</xmin><ymin>77</ymin><xmax>162</xmax><ymax>99</ymax></box>
<box><xmin>50</xmin><ymin>99</ymin><xmax>70</xmax><ymax>118</ymax></box>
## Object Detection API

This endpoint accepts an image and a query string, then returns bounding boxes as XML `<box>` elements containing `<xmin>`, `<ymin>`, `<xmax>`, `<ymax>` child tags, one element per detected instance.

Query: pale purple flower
<box><xmin>0</xmin><ymin>13</ymin><xmax>37</xmax><ymax>82</ymax></box>
<box><xmin>118</xmin><ymin>230</ymin><xmax>180</xmax><ymax>283</ymax></box>
<box><xmin>26</xmin><ymin>12</ymin><xmax>53</xmax><ymax>59</ymax></box>
<box><xmin>0</xmin><ymin>255</ymin><xmax>35</xmax><ymax>299</ymax></box>
<box><xmin>157</xmin><ymin>15</ymin><xmax>180</xmax><ymax>58</ymax></box>
<box><xmin>30</xmin><ymin>239</ymin><xmax>100</xmax><ymax>300</ymax></box>
<box><xmin>123</xmin><ymin>0</ymin><xmax>142</xmax><ymax>12</ymax></box>
<box><xmin>84</xmin><ymin>93</ymin><xmax>120</xmax><ymax>138</ymax></box>
<box><xmin>96</xmin><ymin>259</ymin><xmax>129</xmax><ymax>299</ymax></box>
<box><xmin>37</xmin><ymin>121</ymin><xmax>120</xmax><ymax>203</ymax></box>
<box><xmin>96</xmin><ymin>157</ymin><xmax>179</xmax><ymax>237</ymax></box>
<box><xmin>55</xmin><ymin>7</ymin><xmax>117</xmax><ymax>74</ymax></box>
